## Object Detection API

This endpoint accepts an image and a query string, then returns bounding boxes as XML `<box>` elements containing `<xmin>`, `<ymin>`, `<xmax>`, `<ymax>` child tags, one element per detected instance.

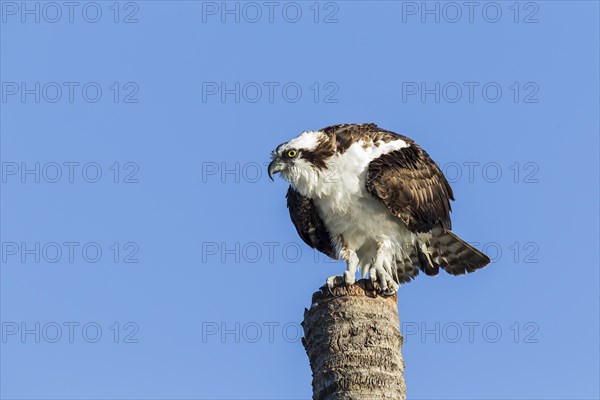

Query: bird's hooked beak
<box><xmin>268</xmin><ymin>157</ymin><xmax>285</xmax><ymax>181</ymax></box>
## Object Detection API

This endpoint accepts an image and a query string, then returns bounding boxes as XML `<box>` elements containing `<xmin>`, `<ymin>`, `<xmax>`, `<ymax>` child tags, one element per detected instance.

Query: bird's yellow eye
<box><xmin>287</xmin><ymin>149</ymin><xmax>297</xmax><ymax>158</ymax></box>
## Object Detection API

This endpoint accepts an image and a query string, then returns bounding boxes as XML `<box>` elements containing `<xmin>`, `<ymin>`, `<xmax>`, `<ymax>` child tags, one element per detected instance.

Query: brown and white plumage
<box><xmin>269</xmin><ymin>123</ymin><xmax>490</xmax><ymax>293</ymax></box>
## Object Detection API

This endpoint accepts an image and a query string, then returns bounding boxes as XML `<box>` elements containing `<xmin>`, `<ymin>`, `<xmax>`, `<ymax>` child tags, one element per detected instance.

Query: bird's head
<box><xmin>268</xmin><ymin>130</ymin><xmax>334</xmax><ymax>187</ymax></box>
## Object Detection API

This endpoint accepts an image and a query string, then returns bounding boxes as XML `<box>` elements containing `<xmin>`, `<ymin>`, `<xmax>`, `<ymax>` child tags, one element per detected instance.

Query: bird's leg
<box><xmin>369</xmin><ymin>243</ymin><xmax>399</xmax><ymax>296</ymax></box>
<box><xmin>343</xmin><ymin>251</ymin><xmax>359</xmax><ymax>285</ymax></box>
<box><xmin>326</xmin><ymin>247</ymin><xmax>358</xmax><ymax>291</ymax></box>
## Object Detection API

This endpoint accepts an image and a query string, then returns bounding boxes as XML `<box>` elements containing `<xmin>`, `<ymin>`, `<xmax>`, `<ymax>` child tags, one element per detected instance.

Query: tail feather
<box><xmin>394</xmin><ymin>250</ymin><xmax>420</xmax><ymax>283</ymax></box>
<box><xmin>393</xmin><ymin>226</ymin><xmax>490</xmax><ymax>284</ymax></box>
<box><xmin>416</xmin><ymin>244</ymin><xmax>439</xmax><ymax>276</ymax></box>
<box><xmin>427</xmin><ymin>227</ymin><xmax>490</xmax><ymax>275</ymax></box>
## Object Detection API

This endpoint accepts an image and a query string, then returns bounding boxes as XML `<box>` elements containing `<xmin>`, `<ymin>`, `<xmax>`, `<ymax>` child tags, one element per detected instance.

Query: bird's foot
<box><xmin>343</xmin><ymin>270</ymin><xmax>356</xmax><ymax>285</ymax></box>
<box><xmin>326</xmin><ymin>272</ymin><xmax>356</xmax><ymax>288</ymax></box>
<box><xmin>326</xmin><ymin>275</ymin><xmax>343</xmax><ymax>296</ymax></box>
<box><xmin>326</xmin><ymin>275</ymin><xmax>343</xmax><ymax>290</ymax></box>
<box><xmin>369</xmin><ymin>264</ymin><xmax>399</xmax><ymax>296</ymax></box>
<box><xmin>325</xmin><ymin>271</ymin><xmax>357</xmax><ymax>295</ymax></box>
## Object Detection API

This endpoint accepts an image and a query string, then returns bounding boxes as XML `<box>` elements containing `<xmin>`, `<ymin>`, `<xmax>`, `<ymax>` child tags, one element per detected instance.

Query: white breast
<box><xmin>308</xmin><ymin>139</ymin><xmax>415</xmax><ymax>263</ymax></box>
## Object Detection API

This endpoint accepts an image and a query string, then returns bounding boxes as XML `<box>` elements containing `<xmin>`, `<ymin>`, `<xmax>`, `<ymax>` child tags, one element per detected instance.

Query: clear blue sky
<box><xmin>1</xmin><ymin>1</ymin><xmax>598</xmax><ymax>399</ymax></box>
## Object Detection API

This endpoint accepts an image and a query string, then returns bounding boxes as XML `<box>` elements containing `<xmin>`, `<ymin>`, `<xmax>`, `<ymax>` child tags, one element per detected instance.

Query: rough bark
<box><xmin>301</xmin><ymin>279</ymin><xmax>406</xmax><ymax>400</ymax></box>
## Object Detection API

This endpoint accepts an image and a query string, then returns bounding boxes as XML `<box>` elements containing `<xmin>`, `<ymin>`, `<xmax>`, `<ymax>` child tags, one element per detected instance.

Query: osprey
<box><xmin>268</xmin><ymin>123</ymin><xmax>490</xmax><ymax>294</ymax></box>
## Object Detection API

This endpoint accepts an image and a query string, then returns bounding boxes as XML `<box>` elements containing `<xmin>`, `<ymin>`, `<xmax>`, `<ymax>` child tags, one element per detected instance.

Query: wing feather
<box><xmin>366</xmin><ymin>144</ymin><xmax>454</xmax><ymax>233</ymax></box>
<box><xmin>286</xmin><ymin>186</ymin><xmax>338</xmax><ymax>259</ymax></box>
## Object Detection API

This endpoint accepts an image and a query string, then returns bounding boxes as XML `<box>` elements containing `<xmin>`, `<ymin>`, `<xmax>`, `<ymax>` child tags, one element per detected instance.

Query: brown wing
<box><xmin>366</xmin><ymin>144</ymin><xmax>454</xmax><ymax>233</ymax></box>
<box><xmin>286</xmin><ymin>186</ymin><xmax>338</xmax><ymax>259</ymax></box>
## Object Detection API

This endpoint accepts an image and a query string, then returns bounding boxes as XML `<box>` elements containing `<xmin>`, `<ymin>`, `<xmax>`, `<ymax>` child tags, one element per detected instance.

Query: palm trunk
<box><xmin>301</xmin><ymin>279</ymin><xmax>406</xmax><ymax>400</ymax></box>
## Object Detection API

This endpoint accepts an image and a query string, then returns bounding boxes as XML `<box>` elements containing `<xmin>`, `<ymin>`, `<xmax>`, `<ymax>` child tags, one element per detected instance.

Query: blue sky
<box><xmin>1</xmin><ymin>1</ymin><xmax>599</xmax><ymax>399</ymax></box>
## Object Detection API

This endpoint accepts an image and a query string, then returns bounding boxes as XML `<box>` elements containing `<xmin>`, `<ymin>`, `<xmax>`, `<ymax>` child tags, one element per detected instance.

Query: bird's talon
<box><xmin>326</xmin><ymin>275</ymin><xmax>346</xmax><ymax>297</ymax></box>
<box><xmin>326</xmin><ymin>275</ymin><xmax>344</xmax><ymax>292</ymax></box>
<box><xmin>381</xmin><ymin>287</ymin><xmax>398</xmax><ymax>296</ymax></box>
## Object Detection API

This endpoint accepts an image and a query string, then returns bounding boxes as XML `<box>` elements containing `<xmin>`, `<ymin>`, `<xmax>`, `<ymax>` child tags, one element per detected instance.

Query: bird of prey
<box><xmin>268</xmin><ymin>123</ymin><xmax>490</xmax><ymax>294</ymax></box>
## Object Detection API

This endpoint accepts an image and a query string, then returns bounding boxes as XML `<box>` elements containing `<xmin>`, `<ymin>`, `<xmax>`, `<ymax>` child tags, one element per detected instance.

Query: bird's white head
<box><xmin>268</xmin><ymin>130</ymin><xmax>333</xmax><ymax>190</ymax></box>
